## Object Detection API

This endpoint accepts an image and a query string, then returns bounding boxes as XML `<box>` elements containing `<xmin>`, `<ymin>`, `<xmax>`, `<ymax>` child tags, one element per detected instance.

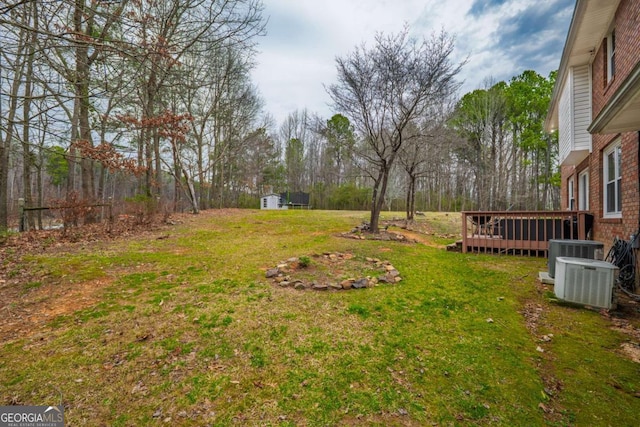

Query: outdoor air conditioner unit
<box><xmin>548</xmin><ymin>239</ymin><xmax>604</xmax><ymax>278</ymax></box>
<box><xmin>554</xmin><ymin>257</ymin><xmax>618</xmax><ymax>309</ymax></box>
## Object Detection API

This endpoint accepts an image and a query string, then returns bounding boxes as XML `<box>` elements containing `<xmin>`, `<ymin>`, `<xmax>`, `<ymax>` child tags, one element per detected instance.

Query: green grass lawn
<box><xmin>1</xmin><ymin>209</ymin><xmax>639</xmax><ymax>426</ymax></box>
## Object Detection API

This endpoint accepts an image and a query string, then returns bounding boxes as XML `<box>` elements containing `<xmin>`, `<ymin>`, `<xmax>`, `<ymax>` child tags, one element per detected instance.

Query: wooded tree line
<box><xmin>0</xmin><ymin>1</ymin><xmax>558</xmax><ymax>232</ymax></box>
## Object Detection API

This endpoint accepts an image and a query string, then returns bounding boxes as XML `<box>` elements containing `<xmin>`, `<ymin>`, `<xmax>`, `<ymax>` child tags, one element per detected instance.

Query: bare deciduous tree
<box><xmin>0</xmin><ymin>3</ymin><xmax>31</xmax><ymax>231</ymax></box>
<box><xmin>328</xmin><ymin>27</ymin><xmax>463</xmax><ymax>232</ymax></box>
<box><xmin>398</xmin><ymin>100</ymin><xmax>454</xmax><ymax>220</ymax></box>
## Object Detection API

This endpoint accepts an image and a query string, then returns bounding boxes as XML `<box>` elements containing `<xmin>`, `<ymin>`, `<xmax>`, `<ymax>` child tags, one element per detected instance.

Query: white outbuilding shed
<box><xmin>261</xmin><ymin>193</ymin><xmax>286</xmax><ymax>210</ymax></box>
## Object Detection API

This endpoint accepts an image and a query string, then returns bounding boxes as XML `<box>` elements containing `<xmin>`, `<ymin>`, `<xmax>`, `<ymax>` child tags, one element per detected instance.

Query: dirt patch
<box><xmin>0</xmin><ymin>278</ymin><xmax>111</xmax><ymax>344</ymax></box>
<box><xmin>264</xmin><ymin>253</ymin><xmax>402</xmax><ymax>291</ymax></box>
<box><xmin>521</xmin><ymin>301</ymin><xmax>545</xmax><ymax>335</ymax></box>
<box><xmin>338</xmin><ymin>218</ymin><xmax>460</xmax><ymax>248</ymax></box>
<box><xmin>605</xmin><ymin>300</ymin><xmax>640</xmax><ymax>363</ymax></box>
<box><xmin>0</xmin><ymin>211</ymin><xmax>199</xmax><ymax>345</ymax></box>
<box><xmin>392</xmin><ymin>228</ymin><xmax>441</xmax><ymax>247</ymax></box>
<box><xmin>339</xmin><ymin>229</ymin><xmax>418</xmax><ymax>243</ymax></box>
<box><xmin>383</xmin><ymin>218</ymin><xmax>460</xmax><ymax>244</ymax></box>
<box><xmin>620</xmin><ymin>342</ymin><xmax>640</xmax><ymax>363</ymax></box>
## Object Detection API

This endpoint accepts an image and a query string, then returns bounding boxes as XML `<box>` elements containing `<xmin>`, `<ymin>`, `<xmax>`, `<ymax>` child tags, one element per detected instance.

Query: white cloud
<box><xmin>254</xmin><ymin>50</ymin><xmax>334</xmax><ymax>120</ymax></box>
<box><xmin>252</xmin><ymin>0</ymin><xmax>573</xmax><ymax>125</ymax></box>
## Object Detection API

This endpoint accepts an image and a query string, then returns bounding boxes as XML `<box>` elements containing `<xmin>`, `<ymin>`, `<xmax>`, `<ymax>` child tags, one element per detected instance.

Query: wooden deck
<box><xmin>462</xmin><ymin>211</ymin><xmax>593</xmax><ymax>255</ymax></box>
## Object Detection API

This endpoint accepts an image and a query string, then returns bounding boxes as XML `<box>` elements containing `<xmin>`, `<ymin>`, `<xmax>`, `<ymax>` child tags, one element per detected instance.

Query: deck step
<box><xmin>447</xmin><ymin>240</ymin><xmax>462</xmax><ymax>252</ymax></box>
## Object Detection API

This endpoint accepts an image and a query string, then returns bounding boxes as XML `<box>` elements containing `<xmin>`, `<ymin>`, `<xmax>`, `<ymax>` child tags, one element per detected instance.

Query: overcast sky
<box><xmin>250</xmin><ymin>0</ymin><xmax>574</xmax><ymax>125</ymax></box>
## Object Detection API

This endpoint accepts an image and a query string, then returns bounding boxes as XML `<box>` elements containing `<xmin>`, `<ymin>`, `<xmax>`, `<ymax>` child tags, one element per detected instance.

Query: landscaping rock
<box><xmin>265</xmin><ymin>253</ymin><xmax>402</xmax><ymax>292</ymax></box>
<box><xmin>352</xmin><ymin>278</ymin><xmax>368</xmax><ymax>289</ymax></box>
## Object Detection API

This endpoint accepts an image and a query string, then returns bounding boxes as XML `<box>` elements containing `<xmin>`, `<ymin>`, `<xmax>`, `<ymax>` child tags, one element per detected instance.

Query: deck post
<box><xmin>577</xmin><ymin>213</ymin><xmax>585</xmax><ymax>240</ymax></box>
<box><xmin>461</xmin><ymin>212</ymin><xmax>468</xmax><ymax>253</ymax></box>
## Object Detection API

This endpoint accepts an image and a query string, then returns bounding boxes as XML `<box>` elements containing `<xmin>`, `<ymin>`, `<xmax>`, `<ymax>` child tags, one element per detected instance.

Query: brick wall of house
<box><xmin>592</xmin><ymin>0</ymin><xmax>640</xmax><ymax>119</ymax></box>
<box><xmin>563</xmin><ymin>0</ymin><xmax>640</xmax><ymax>253</ymax></box>
<box><xmin>588</xmin><ymin>132</ymin><xmax>640</xmax><ymax>250</ymax></box>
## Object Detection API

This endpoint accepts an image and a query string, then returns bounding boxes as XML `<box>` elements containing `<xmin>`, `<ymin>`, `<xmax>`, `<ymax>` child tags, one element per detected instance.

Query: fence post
<box><xmin>18</xmin><ymin>198</ymin><xmax>25</xmax><ymax>232</ymax></box>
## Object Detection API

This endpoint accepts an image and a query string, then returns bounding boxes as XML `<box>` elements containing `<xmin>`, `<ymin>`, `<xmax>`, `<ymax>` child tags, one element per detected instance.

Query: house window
<box><xmin>568</xmin><ymin>178</ymin><xmax>575</xmax><ymax>210</ymax></box>
<box><xmin>603</xmin><ymin>140</ymin><xmax>622</xmax><ymax>217</ymax></box>
<box><xmin>578</xmin><ymin>169</ymin><xmax>589</xmax><ymax>211</ymax></box>
<box><xmin>607</xmin><ymin>29</ymin><xmax>616</xmax><ymax>83</ymax></box>
<box><xmin>262</xmin><ymin>198</ymin><xmax>267</xmax><ymax>208</ymax></box>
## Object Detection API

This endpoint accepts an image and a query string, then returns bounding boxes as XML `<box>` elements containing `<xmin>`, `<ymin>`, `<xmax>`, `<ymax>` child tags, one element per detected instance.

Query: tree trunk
<box><xmin>22</xmin><ymin>33</ymin><xmax>35</xmax><ymax>230</ymax></box>
<box><xmin>173</xmin><ymin>143</ymin><xmax>181</xmax><ymax>212</ymax></box>
<box><xmin>145</xmin><ymin>129</ymin><xmax>154</xmax><ymax>197</ymax></box>
<box><xmin>183</xmin><ymin>167</ymin><xmax>199</xmax><ymax>214</ymax></box>
<box><xmin>154</xmin><ymin>129</ymin><xmax>162</xmax><ymax>198</ymax></box>
<box><xmin>0</xmin><ymin>23</ymin><xmax>27</xmax><ymax>231</ymax></box>
<box><xmin>36</xmin><ymin>162</ymin><xmax>43</xmax><ymax>229</ymax></box>
<box><xmin>137</xmin><ymin>128</ymin><xmax>145</xmax><ymax>195</ymax></box>
<box><xmin>0</xmin><ymin>132</ymin><xmax>11</xmax><ymax>232</ymax></box>
<box><xmin>406</xmin><ymin>175</ymin><xmax>416</xmax><ymax>221</ymax></box>
<box><xmin>2</xmin><ymin>9</ymin><xmax>31</xmax><ymax>229</ymax></box>
<box><xmin>370</xmin><ymin>165</ymin><xmax>390</xmax><ymax>233</ymax></box>
<box><xmin>66</xmin><ymin>95</ymin><xmax>80</xmax><ymax>196</ymax></box>
<box><xmin>405</xmin><ymin>178</ymin><xmax>411</xmax><ymax>220</ymax></box>
<box><xmin>196</xmin><ymin>133</ymin><xmax>208</xmax><ymax>210</ymax></box>
<box><xmin>75</xmin><ymin>0</ymin><xmax>96</xmax><ymax>213</ymax></box>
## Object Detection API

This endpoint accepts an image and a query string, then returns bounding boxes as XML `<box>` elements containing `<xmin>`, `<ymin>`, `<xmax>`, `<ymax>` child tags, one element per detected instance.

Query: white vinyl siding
<box><xmin>557</xmin><ymin>66</ymin><xmax>592</xmax><ymax>165</ymax></box>
<box><xmin>558</xmin><ymin>77</ymin><xmax>572</xmax><ymax>163</ymax></box>
<box><xmin>572</xmin><ymin>65</ymin><xmax>592</xmax><ymax>151</ymax></box>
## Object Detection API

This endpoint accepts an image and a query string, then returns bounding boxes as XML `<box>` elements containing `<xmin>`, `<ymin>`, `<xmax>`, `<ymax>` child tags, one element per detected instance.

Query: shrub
<box><xmin>298</xmin><ymin>256</ymin><xmax>311</xmax><ymax>268</ymax></box>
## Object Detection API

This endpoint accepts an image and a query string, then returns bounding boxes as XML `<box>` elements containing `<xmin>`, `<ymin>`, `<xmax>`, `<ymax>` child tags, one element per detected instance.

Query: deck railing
<box><xmin>461</xmin><ymin>210</ymin><xmax>593</xmax><ymax>255</ymax></box>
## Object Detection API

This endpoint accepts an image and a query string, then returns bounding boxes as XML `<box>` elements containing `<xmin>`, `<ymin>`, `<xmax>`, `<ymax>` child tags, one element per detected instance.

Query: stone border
<box><xmin>265</xmin><ymin>253</ymin><xmax>402</xmax><ymax>291</ymax></box>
